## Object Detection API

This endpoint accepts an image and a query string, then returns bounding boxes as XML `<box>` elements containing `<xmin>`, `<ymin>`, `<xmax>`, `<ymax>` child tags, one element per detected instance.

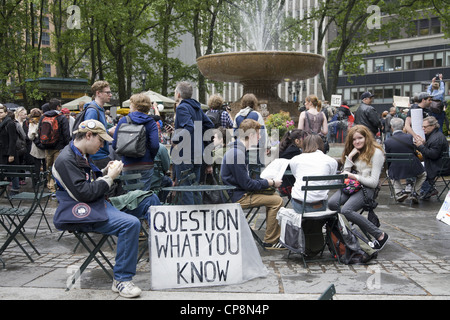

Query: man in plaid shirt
<box><xmin>206</xmin><ymin>94</ymin><xmax>233</xmax><ymax>128</ymax></box>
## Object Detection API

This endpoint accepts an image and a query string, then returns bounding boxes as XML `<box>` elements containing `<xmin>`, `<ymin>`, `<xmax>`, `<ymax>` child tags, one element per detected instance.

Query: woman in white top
<box><xmin>328</xmin><ymin>125</ymin><xmax>389</xmax><ymax>250</ymax></box>
<box><xmin>290</xmin><ymin>134</ymin><xmax>338</xmax><ymax>213</ymax></box>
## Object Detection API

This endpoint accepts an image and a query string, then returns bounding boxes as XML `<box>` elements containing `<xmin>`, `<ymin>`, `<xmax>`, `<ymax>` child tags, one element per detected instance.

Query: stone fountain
<box><xmin>196</xmin><ymin>0</ymin><xmax>325</xmax><ymax>119</ymax></box>
<box><xmin>197</xmin><ymin>51</ymin><xmax>325</xmax><ymax>117</ymax></box>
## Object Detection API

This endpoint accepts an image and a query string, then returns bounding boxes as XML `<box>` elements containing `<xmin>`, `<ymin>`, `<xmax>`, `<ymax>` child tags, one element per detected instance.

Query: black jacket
<box><xmin>354</xmin><ymin>102</ymin><xmax>381</xmax><ymax>135</ymax></box>
<box><xmin>52</xmin><ymin>142</ymin><xmax>113</xmax><ymax>203</ymax></box>
<box><xmin>417</xmin><ymin>128</ymin><xmax>449</xmax><ymax>180</ymax></box>
<box><xmin>384</xmin><ymin>131</ymin><xmax>425</xmax><ymax>180</ymax></box>
<box><xmin>0</xmin><ymin>116</ymin><xmax>18</xmax><ymax>163</ymax></box>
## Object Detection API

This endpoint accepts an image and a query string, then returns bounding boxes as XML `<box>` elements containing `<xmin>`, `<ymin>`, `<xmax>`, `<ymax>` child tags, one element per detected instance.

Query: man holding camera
<box><xmin>427</xmin><ymin>73</ymin><xmax>447</xmax><ymax>133</ymax></box>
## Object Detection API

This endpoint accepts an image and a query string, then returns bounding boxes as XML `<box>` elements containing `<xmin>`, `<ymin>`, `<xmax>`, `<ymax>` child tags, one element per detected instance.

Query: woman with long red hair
<box><xmin>328</xmin><ymin>125</ymin><xmax>389</xmax><ymax>250</ymax></box>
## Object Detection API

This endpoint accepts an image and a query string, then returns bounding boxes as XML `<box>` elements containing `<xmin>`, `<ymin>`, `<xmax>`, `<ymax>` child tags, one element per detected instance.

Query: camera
<box><xmin>436</xmin><ymin>74</ymin><xmax>440</xmax><ymax>78</ymax></box>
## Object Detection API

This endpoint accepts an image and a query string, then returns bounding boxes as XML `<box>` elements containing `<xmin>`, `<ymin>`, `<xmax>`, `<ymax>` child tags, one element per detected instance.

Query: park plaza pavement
<box><xmin>1</xmin><ymin>146</ymin><xmax>450</xmax><ymax>301</ymax></box>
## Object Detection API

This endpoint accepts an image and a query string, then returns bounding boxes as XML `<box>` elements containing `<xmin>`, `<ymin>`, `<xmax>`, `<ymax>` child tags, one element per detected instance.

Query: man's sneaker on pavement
<box><xmin>373</xmin><ymin>233</ymin><xmax>389</xmax><ymax>251</ymax></box>
<box><xmin>112</xmin><ymin>280</ymin><xmax>142</xmax><ymax>298</ymax></box>
<box><xmin>420</xmin><ymin>188</ymin><xmax>438</xmax><ymax>200</ymax></box>
<box><xmin>409</xmin><ymin>192</ymin><xmax>419</xmax><ymax>204</ymax></box>
<box><xmin>396</xmin><ymin>190</ymin><xmax>408</xmax><ymax>202</ymax></box>
<box><xmin>263</xmin><ymin>241</ymin><xmax>287</xmax><ymax>250</ymax></box>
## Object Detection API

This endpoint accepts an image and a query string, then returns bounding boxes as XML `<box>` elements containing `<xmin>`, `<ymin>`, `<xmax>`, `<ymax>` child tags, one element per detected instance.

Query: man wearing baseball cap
<box><xmin>52</xmin><ymin>120</ymin><xmax>149</xmax><ymax>298</ymax></box>
<box><xmin>354</xmin><ymin>91</ymin><xmax>381</xmax><ymax>137</ymax></box>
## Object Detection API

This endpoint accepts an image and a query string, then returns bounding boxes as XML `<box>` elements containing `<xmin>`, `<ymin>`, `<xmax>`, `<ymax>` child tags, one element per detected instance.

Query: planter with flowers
<box><xmin>265</xmin><ymin>111</ymin><xmax>296</xmax><ymax>140</ymax></box>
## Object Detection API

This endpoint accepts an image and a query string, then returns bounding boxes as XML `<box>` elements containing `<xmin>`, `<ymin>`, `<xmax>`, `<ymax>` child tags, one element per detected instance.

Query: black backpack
<box><xmin>206</xmin><ymin>110</ymin><xmax>223</xmax><ymax>128</ymax></box>
<box><xmin>72</xmin><ymin>104</ymin><xmax>100</xmax><ymax>138</ymax></box>
<box><xmin>114</xmin><ymin>116</ymin><xmax>147</xmax><ymax>158</ymax></box>
<box><xmin>327</xmin><ymin>214</ymin><xmax>378</xmax><ymax>264</ymax></box>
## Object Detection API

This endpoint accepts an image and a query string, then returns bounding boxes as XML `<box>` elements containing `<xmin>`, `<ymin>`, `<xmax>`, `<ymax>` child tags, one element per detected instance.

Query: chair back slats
<box><xmin>301</xmin><ymin>174</ymin><xmax>347</xmax><ymax>192</ymax></box>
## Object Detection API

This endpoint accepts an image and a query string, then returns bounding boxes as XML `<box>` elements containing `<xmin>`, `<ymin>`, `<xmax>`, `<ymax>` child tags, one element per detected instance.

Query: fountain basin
<box><xmin>197</xmin><ymin>51</ymin><xmax>325</xmax><ymax>85</ymax></box>
<box><xmin>197</xmin><ymin>51</ymin><xmax>325</xmax><ymax>117</ymax></box>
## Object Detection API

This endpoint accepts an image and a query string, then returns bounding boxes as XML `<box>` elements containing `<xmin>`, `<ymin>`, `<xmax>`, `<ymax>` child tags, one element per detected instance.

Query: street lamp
<box><xmin>140</xmin><ymin>70</ymin><xmax>147</xmax><ymax>91</ymax></box>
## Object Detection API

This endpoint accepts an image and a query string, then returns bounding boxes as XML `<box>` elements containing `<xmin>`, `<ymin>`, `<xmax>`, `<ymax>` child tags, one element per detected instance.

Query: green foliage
<box><xmin>265</xmin><ymin>111</ymin><xmax>295</xmax><ymax>138</ymax></box>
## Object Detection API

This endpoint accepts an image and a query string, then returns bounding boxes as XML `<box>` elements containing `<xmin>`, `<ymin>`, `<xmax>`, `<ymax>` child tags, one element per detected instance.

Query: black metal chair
<box><xmin>288</xmin><ymin>174</ymin><xmax>347</xmax><ymax>268</ymax></box>
<box><xmin>66</xmin><ymin>231</ymin><xmax>114</xmax><ymax>290</ymax></box>
<box><xmin>0</xmin><ymin>166</ymin><xmax>48</xmax><ymax>268</ymax></box>
<box><xmin>384</xmin><ymin>152</ymin><xmax>418</xmax><ymax>204</ymax></box>
<box><xmin>433</xmin><ymin>152</ymin><xmax>450</xmax><ymax>201</ymax></box>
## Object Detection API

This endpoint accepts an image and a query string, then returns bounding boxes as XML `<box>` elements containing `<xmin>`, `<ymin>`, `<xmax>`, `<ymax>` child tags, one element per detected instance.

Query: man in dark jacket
<box><xmin>221</xmin><ymin>119</ymin><xmax>284</xmax><ymax>249</ymax></box>
<box><xmin>171</xmin><ymin>81</ymin><xmax>214</xmax><ymax>204</ymax></box>
<box><xmin>414</xmin><ymin>116</ymin><xmax>449</xmax><ymax>199</ymax></box>
<box><xmin>38</xmin><ymin>98</ymin><xmax>70</xmax><ymax>195</ymax></box>
<box><xmin>355</xmin><ymin>92</ymin><xmax>381</xmax><ymax>137</ymax></box>
<box><xmin>384</xmin><ymin>118</ymin><xmax>426</xmax><ymax>203</ymax></box>
<box><xmin>52</xmin><ymin>120</ymin><xmax>158</xmax><ymax>298</ymax></box>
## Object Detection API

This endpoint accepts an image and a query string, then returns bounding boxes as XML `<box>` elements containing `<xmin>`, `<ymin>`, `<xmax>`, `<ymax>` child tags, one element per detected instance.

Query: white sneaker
<box><xmin>112</xmin><ymin>279</ymin><xmax>142</xmax><ymax>298</ymax></box>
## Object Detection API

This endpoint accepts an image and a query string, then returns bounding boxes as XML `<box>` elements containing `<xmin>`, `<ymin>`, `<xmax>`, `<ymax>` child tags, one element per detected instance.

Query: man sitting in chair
<box><xmin>414</xmin><ymin>116</ymin><xmax>449</xmax><ymax>200</ymax></box>
<box><xmin>52</xmin><ymin>120</ymin><xmax>157</xmax><ymax>298</ymax></box>
<box><xmin>221</xmin><ymin>119</ymin><xmax>284</xmax><ymax>249</ymax></box>
<box><xmin>384</xmin><ymin>117</ymin><xmax>426</xmax><ymax>204</ymax></box>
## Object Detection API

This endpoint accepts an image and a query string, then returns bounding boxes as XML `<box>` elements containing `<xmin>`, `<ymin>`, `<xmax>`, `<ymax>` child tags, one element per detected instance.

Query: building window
<box><xmin>404</xmin><ymin>56</ymin><xmax>411</xmax><ymax>70</ymax></box>
<box><xmin>385</xmin><ymin>57</ymin><xmax>395</xmax><ymax>72</ymax></box>
<box><xmin>375</xmin><ymin>58</ymin><xmax>384</xmax><ymax>72</ymax></box>
<box><xmin>436</xmin><ymin>52</ymin><xmax>443</xmax><ymax>67</ymax></box>
<box><xmin>430</xmin><ymin>17</ymin><xmax>441</xmax><ymax>35</ymax></box>
<box><xmin>42</xmin><ymin>32</ymin><xmax>50</xmax><ymax>46</ymax></box>
<box><xmin>403</xmin><ymin>85</ymin><xmax>411</xmax><ymax>98</ymax></box>
<box><xmin>419</xmin><ymin>19</ymin><xmax>430</xmax><ymax>36</ymax></box>
<box><xmin>43</xmin><ymin>64</ymin><xmax>51</xmax><ymax>76</ymax></box>
<box><xmin>43</xmin><ymin>17</ymin><xmax>50</xmax><ymax>30</ymax></box>
<box><xmin>367</xmin><ymin>59</ymin><xmax>373</xmax><ymax>73</ymax></box>
<box><xmin>374</xmin><ymin>86</ymin><xmax>383</xmax><ymax>102</ymax></box>
<box><xmin>424</xmin><ymin>53</ymin><xmax>434</xmax><ymax>68</ymax></box>
<box><xmin>412</xmin><ymin>84</ymin><xmax>422</xmax><ymax>95</ymax></box>
<box><xmin>446</xmin><ymin>51</ymin><xmax>450</xmax><ymax>67</ymax></box>
<box><xmin>412</xmin><ymin>54</ymin><xmax>423</xmax><ymax>69</ymax></box>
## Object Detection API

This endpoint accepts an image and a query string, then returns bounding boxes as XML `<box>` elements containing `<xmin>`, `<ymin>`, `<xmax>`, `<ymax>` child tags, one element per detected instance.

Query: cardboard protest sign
<box><xmin>393</xmin><ymin>96</ymin><xmax>409</xmax><ymax>108</ymax></box>
<box><xmin>436</xmin><ymin>191</ymin><xmax>450</xmax><ymax>226</ymax></box>
<box><xmin>331</xmin><ymin>95</ymin><xmax>342</xmax><ymax>107</ymax></box>
<box><xmin>149</xmin><ymin>203</ymin><xmax>267</xmax><ymax>290</ymax></box>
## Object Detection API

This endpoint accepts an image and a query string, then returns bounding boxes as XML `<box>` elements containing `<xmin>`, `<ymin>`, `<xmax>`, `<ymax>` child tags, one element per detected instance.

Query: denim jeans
<box><xmin>88</xmin><ymin>202</ymin><xmax>141</xmax><ymax>282</ymax></box>
<box><xmin>122</xmin><ymin>167</ymin><xmax>154</xmax><ymax>192</ymax></box>
<box><xmin>292</xmin><ymin>199</ymin><xmax>328</xmax><ymax>214</ymax></box>
<box><xmin>81</xmin><ymin>194</ymin><xmax>159</xmax><ymax>281</ymax></box>
<box><xmin>174</xmin><ymin>163</ymin><xmax>202</xmax><ymax>204</ymax></box>
<box><xmin>124</xmin><ymin>193</ymin><xmax>160</xmax><ymax>221</ymax></box>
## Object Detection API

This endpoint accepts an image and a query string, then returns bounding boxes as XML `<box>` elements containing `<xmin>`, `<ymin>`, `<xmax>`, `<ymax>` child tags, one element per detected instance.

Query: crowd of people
<box><xmin>0</xmin><ymin>74</ymin><xmax>448</xmax><ymax>298</ymax></box>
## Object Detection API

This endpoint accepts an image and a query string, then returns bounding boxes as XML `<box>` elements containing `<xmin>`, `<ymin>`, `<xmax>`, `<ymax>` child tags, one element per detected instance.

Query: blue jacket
<box><xmin>220</xmin><ymin>140</ymin><xmax>270</xmax><ymax>202</ymax></box>
<box><xmin>172</xmin><ymin>98</ymin><xmax>214</xmax><ymax>164</ymax></box>
<box><xmin>427</xmin><ymin>81</ymin><xmax>445</xmax><ymax>101</ymax></box>
<box><xmin>112</xmin><ymin>111</ymin><xmax>159</xmax><ymax>167</ymax></box>
<box><xmin>83</xmin><ymin>101</ymin><xmax>109</xmax><ymax>161</ymax></box>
